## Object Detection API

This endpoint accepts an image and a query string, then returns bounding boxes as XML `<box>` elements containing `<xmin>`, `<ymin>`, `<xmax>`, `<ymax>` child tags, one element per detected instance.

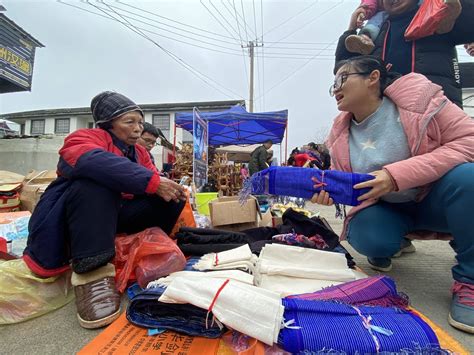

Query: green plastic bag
<box><xmin>0</xmin><ymin>259</ymin><xmax>74</xmax><ymax>324</ymax></box>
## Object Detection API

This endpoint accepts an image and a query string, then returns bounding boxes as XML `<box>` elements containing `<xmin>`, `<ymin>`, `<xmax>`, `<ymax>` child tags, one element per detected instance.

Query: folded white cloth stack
<box><xmin>254</xmin><ymin>243</ymin><xmax>364</xmax><ymax>296</ymax></box>
<box><xmin>159</xmin><ymin>276</ymin><xmax>284</xmax><ymax>345</ymax></box>
<box><xmin>192</xmin><ymin>244</ymin><xmax>257</xmax><ymax>272</ymax></box>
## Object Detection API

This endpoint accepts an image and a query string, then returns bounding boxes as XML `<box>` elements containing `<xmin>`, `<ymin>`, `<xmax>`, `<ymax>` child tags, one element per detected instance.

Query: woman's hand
<box><xmin>156</xmin><ymin>177</ymin><xmax>187</xmax><ymax>202</ymax></box>
<box><xmin>349</xmin><ymin>6</ymin><xmax>367</xmax><ymax>30</ymax></box>
<box><xmin>311</xmin><ymin>190</ymin><xmax>334</xmax><ymax>206</ymax></box>
<box><xmin>353</xmin><ymin>169</ymin><xmax>395</xmax><ymax>202</ymax></box>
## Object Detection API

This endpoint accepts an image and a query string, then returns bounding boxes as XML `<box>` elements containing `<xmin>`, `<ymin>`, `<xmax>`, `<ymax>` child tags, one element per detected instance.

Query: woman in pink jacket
<box><xmin>312</xmin><ymin>55</ymin><xmax>474</xmax><ymax>333</ymax></box>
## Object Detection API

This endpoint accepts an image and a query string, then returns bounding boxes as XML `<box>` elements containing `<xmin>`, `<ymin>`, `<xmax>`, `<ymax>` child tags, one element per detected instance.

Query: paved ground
<box><xmin>1</xmin><ymin>204</ymin><xmax>473</xmax><ymax>353</ymax></box>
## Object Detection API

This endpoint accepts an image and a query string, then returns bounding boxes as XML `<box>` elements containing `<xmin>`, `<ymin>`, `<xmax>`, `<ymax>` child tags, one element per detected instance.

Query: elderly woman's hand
<box><xmin>156</xmin><ymin>177</ymin><xmax>187</xmax><ymax>202</ymax></box>
<box><xmin>353</xmin><ymin>169</ymin><xmax>395</xmax><ymax>202</ymax></box>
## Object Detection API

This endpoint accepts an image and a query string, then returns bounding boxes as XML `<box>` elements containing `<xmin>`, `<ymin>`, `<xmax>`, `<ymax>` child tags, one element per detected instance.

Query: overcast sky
<box><xmin>1</xmin><ymin>0</ymin><xmax>472</xmax><ymax>152</ymax></box>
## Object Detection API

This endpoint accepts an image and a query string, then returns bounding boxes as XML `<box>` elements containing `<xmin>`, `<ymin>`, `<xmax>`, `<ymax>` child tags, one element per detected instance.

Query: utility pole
<box><xmin>243</xmin><ymin>41</ymin><xmax>263</xmax><ymax>113</ymax></box>
<box><xmin>249</xmin><ymin>41</ymin><xmax>254</xmax><ymax>113</ymax></box>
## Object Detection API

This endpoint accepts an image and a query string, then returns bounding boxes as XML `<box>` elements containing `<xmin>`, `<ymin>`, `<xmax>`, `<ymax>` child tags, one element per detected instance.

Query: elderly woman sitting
<box><xmin>24</xmin><ymin>91</ymin><xmax>186</xmax><ymax>329</ymax></box>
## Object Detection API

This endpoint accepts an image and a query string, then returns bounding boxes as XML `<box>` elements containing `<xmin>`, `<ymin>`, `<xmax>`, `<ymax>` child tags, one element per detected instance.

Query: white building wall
<box><xmin>44</xmin><ymin>118</ymin><xmax>55</xmax><ymax>134</ymax></box>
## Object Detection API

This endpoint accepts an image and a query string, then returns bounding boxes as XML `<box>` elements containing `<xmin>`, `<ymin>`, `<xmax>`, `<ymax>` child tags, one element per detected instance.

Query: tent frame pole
<box><xmin>172</xmin><ymin>123</ymin><xmax>177</xmax><ymax>179</ymax></box>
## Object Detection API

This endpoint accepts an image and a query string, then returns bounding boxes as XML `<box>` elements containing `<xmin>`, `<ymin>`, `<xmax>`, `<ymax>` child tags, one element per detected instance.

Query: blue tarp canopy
<box><xmin>175</xmin><ymin>105</ymin><xmax>288</xmax><ymax>146</ymax></box>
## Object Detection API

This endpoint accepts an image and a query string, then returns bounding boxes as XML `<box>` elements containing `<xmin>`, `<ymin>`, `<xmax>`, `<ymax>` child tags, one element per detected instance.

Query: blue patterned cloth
<box><xmin>279</xmin><ymin>298</ymin><xmax>442</xmax><ymax>354</ymax></box>
<box><xmin>243</xmin><ymin>167</ymin><xmax>374</xmax><ymax>206</ymax></box>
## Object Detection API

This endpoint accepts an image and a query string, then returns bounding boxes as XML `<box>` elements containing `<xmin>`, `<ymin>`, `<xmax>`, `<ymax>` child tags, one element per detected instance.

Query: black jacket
<box><xmin>335</xmin><ymin>0</ymin><xmax>474</xmax><ymax>108</ymax></box>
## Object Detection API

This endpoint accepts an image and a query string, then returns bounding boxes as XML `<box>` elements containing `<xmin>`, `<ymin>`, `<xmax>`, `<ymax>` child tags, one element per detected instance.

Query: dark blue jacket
<box><xmin>24</xmin><ymin>128</ymin><xmax>161</xmax><ymax>277</ymax></box>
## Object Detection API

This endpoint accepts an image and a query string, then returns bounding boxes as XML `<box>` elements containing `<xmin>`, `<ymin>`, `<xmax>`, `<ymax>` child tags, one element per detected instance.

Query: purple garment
<box><xmin>286</xmin><ymin>275</ymin><xmax>409</xmax><ymax>308</ymax></box>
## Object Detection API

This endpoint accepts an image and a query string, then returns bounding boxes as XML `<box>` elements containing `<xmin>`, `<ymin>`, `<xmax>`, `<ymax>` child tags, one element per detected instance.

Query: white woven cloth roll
<box><xmin>159</xmin><ymin>276</ymin><xmax>284</xmax><ymax>345</ymax></box>
<box><xmin>192</xmin><ymin>244</ymin><xmax>257</xmax><ymax>272</ymax></box>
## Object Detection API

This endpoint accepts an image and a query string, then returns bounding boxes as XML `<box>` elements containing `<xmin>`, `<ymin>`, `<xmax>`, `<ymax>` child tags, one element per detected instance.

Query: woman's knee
<box><xmin>347</xmin><ymin>206</ymin><xmax>407</xmax><ymax>257</ymax></box>
<box><xmin>442</xmin><ymin>163</ymin><xmax>474</xmax><ymax>194</ymax></box>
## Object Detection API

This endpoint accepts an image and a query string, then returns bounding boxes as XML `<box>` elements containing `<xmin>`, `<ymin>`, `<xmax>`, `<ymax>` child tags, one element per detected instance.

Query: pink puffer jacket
<box><xmin>326</xmin><ymin>73</ymin><xmax>474</xmax><ymax>240</ymax></box>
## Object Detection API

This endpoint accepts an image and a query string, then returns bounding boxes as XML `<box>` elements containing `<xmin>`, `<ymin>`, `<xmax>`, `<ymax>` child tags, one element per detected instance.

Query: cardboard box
<box><xmin>209</xmin><ymin>196</ymin><xmax>273</xmax><ymax>231</ymax></box>
<box><xmin>20</xmin><ymin>170</ymin><xmax>56</xmax><ymax>212</ymax></box>
<box><xmin>210</xmin><ymin>196</ymin><xmax>259</xmax><ymax>227</ymax></box>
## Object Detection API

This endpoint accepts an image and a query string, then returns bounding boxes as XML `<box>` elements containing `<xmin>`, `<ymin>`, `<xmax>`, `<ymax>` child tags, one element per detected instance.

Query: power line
<box><xmin>220</xmin><ymin>0</ymin><xmax>244</xmax><ymax>45</ymax></box>
<box><xmin>252</xmin><ymin>0</ymin><xmax>258</xmax><ymax>41</ymax></box>
<box><xmin>240</xmin><ymin>0</ymin><xmax>251</xmax><ymax>42</ymax></box>
<box><xmin>260</xmin><ymin>0</ymin><xmax>265</xmax><ymax>110</ymax></box>
<box><xmin>267</xmin><ymin>1</ymin><xmax>344</xmax><ymax>48</ymax></box>
<box><xmin>227</xmin><ymin>0</ymin><xmax>256</xmax><ymax>41</ymax></box>
<box><xmin>117</xmin><ymin>0</ymin><xmax>237</xmax><ymax>41</ymax></box>
<box><xmin>103</xmin><ymin>3</ymin><xmax>244</xmax><ymax>53</ymax></box>
<box><xmin>258</xmin><ymin>0</ymin><xmax>319</xmax><ymax>41</ymax></box>
<box><xmin>88</xmin><ymin>1</ymin><xmax>244</xmax><ymax>99</ymax></box>
<box><xmin>62</xmin><ymin>1</ymin><xmax>246</xmax><ymax>57</ymax></box>
<box><xmin>209</xmin><ymin>0</ymin><xmax>241</xmax><ymax>41</ymax></box>
<box><xmin>255</xmin><ymin>41</ymin><xmax>336</xmax><ymax>100</ymax></box>
<box><xmin>200</xmin><ymin>0</ymin><xmax>241</xmax><ymax>43</ymax></box>
<box><xmin>107</xmin><ymin>2</ymin><xmax>238</xmax><ymax>46</ymax></box>
<box><xmin>227</xmin><ymin>0</ymin><xmax>250</xmax><ymax>92</ymax></box>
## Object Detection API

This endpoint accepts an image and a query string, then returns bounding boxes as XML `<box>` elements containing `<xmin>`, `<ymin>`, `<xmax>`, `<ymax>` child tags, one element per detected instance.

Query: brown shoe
<box><xmin>345</xmin><ymin>34</ymin><xmax>375</xmax><ymax>55</ymax></box>
<box><xmin>436</xmin><ymin>0</ymin><xmax>462</xmax><ymax>34</ymax></box>
<box><xmin>72</xmin><ymin>264</ymin><xmax>121</xmax><ymax>329</ymax></box>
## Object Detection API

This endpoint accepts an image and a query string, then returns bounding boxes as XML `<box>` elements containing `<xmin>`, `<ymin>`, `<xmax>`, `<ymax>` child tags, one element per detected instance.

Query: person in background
<box><xmin>249</xmin><ymin>140</ymin><xmax>273</xmax><ymax>175</ymax></box>
<box><xmin>316</xmin><ymin>144</ymin><xmax>331</xmax><ymax>170</ymax></box>
<box><xmin>137</xmin><ymin>122</ymin><xmax>160</xmax><ymax>165</ymax></box>
<box><xmin>344</xmin><ymin>0</ymin><xmax>462</xmax><ymax>55</ymax></box>
<box><xmin>24</xmin><ymin>91</ymin><xmax>187</xmax><ymax>330</ymax></box>
<box><xmin>335</xmin><ymin>0</ymin><xmax>474</xmax><ymax>108</ymax></box>
<box><xmin>312</xmin><ymin>56</ymin><xmax>474</xmax><ymax>333</ymax></box>
<box><xmin>240</xmin><ymin>163</ymin><xmax>250</xmax><ymax>180</ymax></box>
<box><xmin>465</xmin><ymin>42</ymin><xmax>474</xmax><ymax>56</ymax></box>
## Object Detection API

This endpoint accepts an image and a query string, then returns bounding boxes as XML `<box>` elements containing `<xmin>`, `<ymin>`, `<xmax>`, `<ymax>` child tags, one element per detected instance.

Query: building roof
<box><xmin>0</xmin><ymin>100</ymin><xmax>246</xmax><ymax>120</ymax></box>
<box><xmin>0</xmin><ymin>13</ymin><xmax>44</xmax><ymax>47</ymax></box>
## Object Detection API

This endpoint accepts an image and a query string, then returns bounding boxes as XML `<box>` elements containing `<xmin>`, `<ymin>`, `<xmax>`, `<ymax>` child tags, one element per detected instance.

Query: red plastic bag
<box><xmin>114</xmin><ymin>227</ymin><xmax>186</xmax><ymax>292</ymax></box>
<box><xmin>405</xmin><ymin>0</ymin><xmax>448</xmax><ymax>41</ymax></box>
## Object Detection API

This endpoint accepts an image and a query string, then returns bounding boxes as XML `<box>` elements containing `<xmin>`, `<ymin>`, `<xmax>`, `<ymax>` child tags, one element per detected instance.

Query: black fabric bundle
<box><xmin>176</xmin><ymin>208</ymin><xmax>354</xmax><ymax>267</ymax></box>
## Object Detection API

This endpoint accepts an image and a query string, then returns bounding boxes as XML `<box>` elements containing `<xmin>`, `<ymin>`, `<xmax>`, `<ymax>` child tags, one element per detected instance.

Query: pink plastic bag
<box><xmin>114</xmin><ymin>227</ymin><xmax>186</xmax><ymax>292</ymax></box>
<box><xmin>405</xmin><ymin>0</ymin><xmax>448</xmax><ymax>41</ymax></box>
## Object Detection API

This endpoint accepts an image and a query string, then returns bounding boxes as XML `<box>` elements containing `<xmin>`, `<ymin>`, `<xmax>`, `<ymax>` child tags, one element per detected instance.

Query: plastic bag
<box><xmin>0</xmin><ymin>258</ymin><xmax>73</xmax><ymax>324</ymax></box>
<box><xmin>405</xmin><ymin>0</ymin><xmax>447</xmax><ymax>41</ymax></box>
<box><xmin>114</xmin><ymin>227</ymin><xmax>186</xmax><ymax>292</ymax></box>
<box><xmin>169</xmin><ymin>194</ymin><xmax>196</xmax><ymax>238</ymax></box>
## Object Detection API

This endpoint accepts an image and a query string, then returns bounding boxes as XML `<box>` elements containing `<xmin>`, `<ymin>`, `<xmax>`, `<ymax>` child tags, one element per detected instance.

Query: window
<box><xmin>30</xmin><ymin>119</ymin><xmax>45</xmax><ymax>135</ymax></box>
<box><xmin>87</xmin><ymin>122</ymin><xmax>94</xmax><ymax>129</ymax></box>
<box><xmin>55</xmin><ymin>118</ymin><xmax>70</xmax><ymax>134</ymax></box>
<box><xmin>152</xmin><ymin>114</ymin><xmax>170</xmax><ymax>140</ymax></box>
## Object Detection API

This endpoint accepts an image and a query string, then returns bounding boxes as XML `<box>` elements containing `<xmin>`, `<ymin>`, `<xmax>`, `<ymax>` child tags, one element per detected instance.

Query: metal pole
<box><xmin>172</xmin><ymin>122</ymin><xmax>177</xmax><ymax>179</ymax></box>
<box><xmin>249</xmin><ymin>41</ymin><xmax>254</xmax><ymax>113</ymax></box>
<box><xmin>285</xmin><ymin>122</ymin><xmax>288</xmax><ymax>163</ymax></box>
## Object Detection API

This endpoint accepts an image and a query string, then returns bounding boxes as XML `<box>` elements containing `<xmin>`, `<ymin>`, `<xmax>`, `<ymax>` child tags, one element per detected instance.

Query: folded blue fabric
<box><xmin>242</xmin><ymin>167</ymin><xmax>374</xmax><ymax>206</ymax></box>
<box><xmin>279</xmin><ymin>298</ymin><xmax>443</xmax><ymax>354</ymax></box>
<box><xmin>126</xmin><ymin>285</ymin><xmax>225</xmax><ymax>338</ymax></box>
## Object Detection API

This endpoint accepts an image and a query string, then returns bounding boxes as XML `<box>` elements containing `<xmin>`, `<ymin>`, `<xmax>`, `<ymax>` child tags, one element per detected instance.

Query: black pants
<box><xmin>65</xmin><ymin>179</ymin><xmax>185</xmax><ymax>271</ymax></box>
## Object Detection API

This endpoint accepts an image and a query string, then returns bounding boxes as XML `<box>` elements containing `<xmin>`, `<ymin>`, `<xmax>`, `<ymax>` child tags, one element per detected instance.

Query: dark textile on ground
<box><xmin>177</xmin><ymin>209</ymin><xmax>354</xmax><ymax>267</ymax></box>
<box><xmin>127</xmin><ymin>285</ymin><xmax>225</xmax><ymax>338</ymax></box>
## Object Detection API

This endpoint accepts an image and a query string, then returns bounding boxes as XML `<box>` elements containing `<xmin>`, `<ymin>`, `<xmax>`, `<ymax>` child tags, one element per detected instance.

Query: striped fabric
<box><xmin>90</xmin><ymin>91</ymin><xmax>143</xmax><ymax>125</ymax></box>
<box><xmin>286</xmin><ymin>276</ymin><xmax>409</xmax><ymax>308</ymax></box>
<box><xmin>279</xmin><ymin>298</ymin><xmax>442</xmax><ymax>354</ymax></box>
<box><xmin>241</xmin><ymin>167</ymin><xmax>375</xmax><ymax>206</ymax></box>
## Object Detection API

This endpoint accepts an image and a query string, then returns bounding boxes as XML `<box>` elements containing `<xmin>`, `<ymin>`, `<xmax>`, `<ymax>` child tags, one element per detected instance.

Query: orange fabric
<box><xmin>410</xmin><ymin>308</ymin><xmax>468</xmax><ymax>354</ymax></box>
<box><xmin>169</xmin><ymin>194</ymin><xmax>196</xmax><ymax>239</ymax></box>
<box><xmin>78</xmin><ymin>313</ymin><xmax>220</xmax><ymax>355</ymax></box>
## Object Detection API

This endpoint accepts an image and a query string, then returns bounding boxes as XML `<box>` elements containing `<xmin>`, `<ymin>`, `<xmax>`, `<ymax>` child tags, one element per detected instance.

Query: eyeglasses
<box><xmin>329</xmin><ymin>72</ymin><xmax>371</xmax><ymax>97</ymax></box>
